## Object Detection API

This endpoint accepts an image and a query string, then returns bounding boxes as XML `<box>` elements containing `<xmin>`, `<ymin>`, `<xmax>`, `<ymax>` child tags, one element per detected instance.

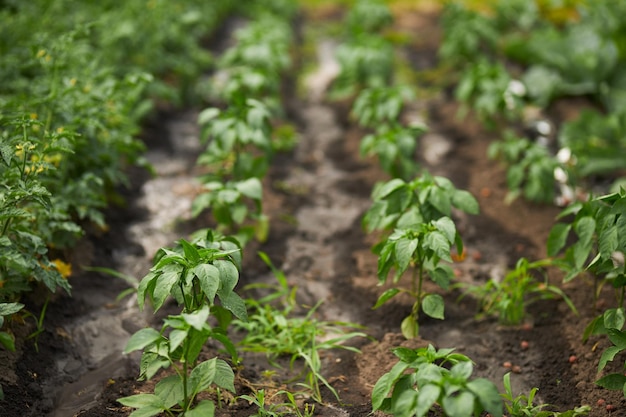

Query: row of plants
<box><xmin>331</xmin><ymin>1</ymin><xmax>598</xmax><ymax>415</ymax></box>
<box><xmin>439</xmin><ymin>0</ymin><xmax>626</xmax><ymax>403</ymax></box>
<box><xmin>0</xmin><ymin>0</ymin><xmax>239</xmax><ymax>383</ymax></box>
<box><xmin>119</xmin><ymin>2</ymin><xmax>369</xmax><ymax>416</ymax></box>
<box><xmin>439</xmin><ymin>0</ymin><xmax>626</xmax><ymax>205</ymax></box>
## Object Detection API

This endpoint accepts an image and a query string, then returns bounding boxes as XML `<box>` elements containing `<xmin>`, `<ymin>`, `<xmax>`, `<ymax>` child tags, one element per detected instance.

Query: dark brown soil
<box><xmin>2</xmin><ymin>4</ymin><xmax>625</xmax><ymax>417</ymax></box>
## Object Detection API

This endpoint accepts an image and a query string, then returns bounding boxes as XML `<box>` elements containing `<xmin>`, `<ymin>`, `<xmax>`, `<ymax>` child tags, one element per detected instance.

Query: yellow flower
<box><xmin>52</xmin><ymin>259</ymin><xmax>72</xmax><ymax>279</ymax></box>
<box><xmin>36</xmin><ymin>49</ymin><xmax>46</xmax><ymax>58</ymax></box>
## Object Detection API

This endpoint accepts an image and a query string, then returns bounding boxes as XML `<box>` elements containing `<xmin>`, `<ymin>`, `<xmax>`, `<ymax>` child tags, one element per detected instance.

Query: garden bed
<box><xmin>1</xmin><ymin>2</ymin><xmax>625</xmax><ymax>417</ymax></box>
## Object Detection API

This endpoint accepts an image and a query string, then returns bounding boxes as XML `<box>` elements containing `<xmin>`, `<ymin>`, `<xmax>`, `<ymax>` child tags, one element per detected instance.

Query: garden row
<box><xmin>2</xmin><ymin>0</ymin><xmax>625</xmax><ymax>416</ymax></box>
<box><xmin>122</xmin><ymin>0</ymin><xmax>626</xmax><ymax>415</ymax></box>
<box><xmin>0</xmin><ymin>0</ymin><xmax>281</xmax><ymax>401</ymax></box>
<box><xmin>437</xmin><ymin>0</ymin><xmax>626</xmax><ymax>402</ymax></box>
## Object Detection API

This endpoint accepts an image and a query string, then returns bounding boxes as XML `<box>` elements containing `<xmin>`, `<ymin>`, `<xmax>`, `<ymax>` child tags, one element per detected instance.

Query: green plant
<box><xmin>239</xmin><ymin>389</ymin><xmax>315</xmax><ymax>417</ymax></box>
<box><xmin>488</xmin><ymin>131</ymin><xmax>561</xmax><ymax>204</ymax></box>
<box><xmin>596</xmin><ymin>328</ymin><xmax>626</xmax><ymax>396</ymax></box>
<box><xmin>501</xmin><ymin>372</ymin><xmax>590</xmax><ymax>417</ymax></box>
<box><xmin>191</xmin><ymin>178</ymin><xmax>267</xmax><ymax>246</ymax></box>
<box><xmin>352</xmin><ymin>85</ymin><xmax>425</xmax><ymax>180</ymax></box>
<box><xmin>119</xmin><ymin>230</ymin><xmax>247</xmax><ymax>416</ymax></box>
<box><xmin>460</xmin><ymin>258</ymin><xmax>577</xmax><ymax>326</ymax></box>
<box><xmin>360</xmin><ymin>123</ymin><xmax>425</xmax><ymax>181</ymax></box>
<box><xmin>548</xmin><ymin>190</ymin><xmax>626</xmax><ymax>329</ymax></box>
<box><xmin>371</xmin><ymin>344</ymin><xmax>502</xmax><ymax>417</ymax></box>
<box><xmin>455</xmin><ymin>59</ymin><xmax>525</xmax><ymax>126</ymax></box>
<box><xmin>352</xmin><ymin>85</ymin><xmax>414</xmax><ymax>128</ymax></box>
<box><xmin>345</xmin><ymin>0</ymin><xmax>393</xmax><ymax>35</ymax></box>
<box><xmin>197</xmin><ymin>97</ymin><xmax>274</xmax><ymax>181</ymax></box>
<box><xmin>234</xmin><ymin>252</ymin><xmax>366</xmax><ymax>402</ymax></box>
<box><xmin>363</xmin><ymin>174</ymin><xmax>478</xmax><ymax>338</ymax></box>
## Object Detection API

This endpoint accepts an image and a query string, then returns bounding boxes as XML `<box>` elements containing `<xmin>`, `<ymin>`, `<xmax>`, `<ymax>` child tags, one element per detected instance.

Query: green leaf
<box><xmin>372</xmin><ymin>361</ymin><xmax>411</xmax><ymax>410</ymax></box>
<box><xmin>179</xmin><ymin>239</ymin><xmax>199</xmax><ymax>264</ymax></box>
<box><xmin>429</xmin><ymin>186</ymin><xmax>451</xmax><ymax>216</ymax></box>
<box><xmin>181</xmin><ymin>306</ymin><xmax>210</xmax><ymax>331</ymax></box>
<box><xmin>185</xmin><ymin>400</ymin><xmax>216</xmax><ymax>417</ymax></box>
<box><xmin>401</xmin><ymin>315</ymin><xmax>419</xmax><ymax>339</ymax></box>
<box><xmin>118</xmin><ymin>393</ymin><xmax>164</xmax><ymax>409</ymax></box>
<box><xmin>168</xmin><ymin>329</ymin><xmax>187</xmax><ymax>353</ymax></box>
<box><xmin>391</xmin><ymin>388</ymin><xmax>419</xmax><ymax>417</ymax></box>
<box><xmin>190</xmin><ymin>357</ymin><xmax>235</xmax><ymax>394</ymax></box>
<box><xmin>596</xmin><ymin>373</ymin><xmax>626</xmax><ymax>391</ymax></box>
<box><xmin>373</xmin><ymin>288</ymin><xmax>400</xmax><ymax>309</ymax></box>
<box><xmin>0</xmin><ymin>302</ymin><xmax>24</xmax><ymax>316</ymax></box>
<box><xmin>607</xmin><ymin>328</ymin><xmax>626</xmax><ymax>349</ymax></box>
<box><xmin>452</xmin><ymin>189</ymin><xmax>479</xmax><ymax>215</ymax></box>
<box><xmin>466</xmin><ymin>378</ymin><xmax>503</xmax><ymax>417</ymax></box>
<box><xmin>547</xmin><ymin>223</ymin><xmax>571</xmax><ymax>257</ymax></box>
<box><xmin>219</xmin><ymin>291</ymin><xmax>248</xmax><ymax>321</ymax></box>
<box><xmin>583</xmin><ymin>314</ymin><xmax>606</xmax><ymax>343</ymax></box>
<box><xmin>152</xmin><ymin>264</ymin><xmax>183</xmax><ymax>311</ymax></box>
<box><xmin>451</xmin><ymin>361</ymin><xmax>473</xmax><ymax>379</ymax></box>
<box><xmin>604</xmin><ymin>308</ymin><xmax>625</xmax><ymax>330</ymax></box>
<box><xmin>424</xmin><ymin>231</ymin><xmax>452</xmax><ymax>262</ymax></box>
<box><xmin>124</xmin><ymin>328</ymin><xmax>162</xmax><ymax>354</ymax></box>
<box><xmin>598</xmin><ymin>346</ymin><xmax>622</xmax><ymax>372</ymax></box>
<box><xmin>193</xmin><ymin>264</ymin><xmax>220</xmax><ymax>303</ymax></box>
<box><xmin>0</xmin><ymin>332</ymin><xmax>16</xmax><ymax>351</ymax></box>
<box><xmin>422</xmin><ymin>294</ymin><xmax>445</xmax><ymax>320</ymax></box>
<box><xmin>198</xmin><ymin>107</ymin><xmax>221</xmax><ymax>126</ymax></box>
<box><xmin>154</xmin><ymin>375</ymin><xmax>184</xmax><ymax>409</ymax></box>
<box><xmin>374</xmin><ymin>178</ymin><xmax>406</xmax><ymax>199</ymax></box>
<box><xmin>215</xmin><ymin>259</ymin><xmax>239</xmax><ymax>297</ymax></box>
<box><xmin>442</xmin><ymin>390</ymin><xmax>474</xmax><ymax>417</ymax></box>
<box><xmin>415</xmin><ymin>384</ymin><xmax>440</xmax><ymax>417</ymax></box>
<box><xmin>433</xmin><ymin>217</ymin><xmax>456</xmax><ymax>243</ymax></box>
<box><xmin>234</xmin><ymin>177</ymin><xmax>262</xmax><ymax>200</ymax></box>
<box><xmin>599</xmin><ymin>226</ymin><xmax>619</xmax><ymax>259</ymax></box>
<box><xmin>395</xmin><ymin>237</ymin><xmax>418</xmax><ymax>271</ymax></box>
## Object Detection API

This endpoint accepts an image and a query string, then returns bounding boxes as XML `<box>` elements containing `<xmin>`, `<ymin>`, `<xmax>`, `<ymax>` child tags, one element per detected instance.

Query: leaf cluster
<box><xmin>372</xmin><ymin>344</ymin><xmax>502</xmax><ymax>417</ymax></box>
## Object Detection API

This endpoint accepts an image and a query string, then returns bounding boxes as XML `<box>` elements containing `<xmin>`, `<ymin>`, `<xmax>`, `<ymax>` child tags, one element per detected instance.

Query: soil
<box><xmin>2</xmin><ymin>4</ymin><xmax>625</xmax><ymax>417</ymax></box>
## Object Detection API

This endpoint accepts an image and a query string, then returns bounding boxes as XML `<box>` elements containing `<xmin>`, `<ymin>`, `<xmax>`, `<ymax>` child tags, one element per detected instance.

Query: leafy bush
<box><xmin>372</xmin><ymin>344</ymin><xmax>502</xmax><ymax>417</ymax></box>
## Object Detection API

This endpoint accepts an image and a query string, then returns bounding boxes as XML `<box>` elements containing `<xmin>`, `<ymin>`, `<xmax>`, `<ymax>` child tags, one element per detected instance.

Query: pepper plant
<box><xmin>352</xmin><ymin>85</ymin><xmax>425</xmax><ymax>180</ymax></box>
<box><xmin>364</xmin><ymin>173</ymin><xmax>479</xmax><ymax>338</ymax></box>
<box><xmin>119</xmin><ymin>230</ymin><xmax>247</xmax><ymax>416</ymax></box>
<box><xmin>546</xmin><ymin>189</ymin><xmax>626</xmax><ymax>395</ymax></box>
<box><xmin>372</xmin><ymin>344</ymin><xmax>502</xmax><ymax>417</ymax></box>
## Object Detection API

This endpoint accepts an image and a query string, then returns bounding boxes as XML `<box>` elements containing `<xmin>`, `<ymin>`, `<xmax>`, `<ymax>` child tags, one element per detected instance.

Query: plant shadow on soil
<box><xmin>3</xmin><ymin>6</ymin><xmax>626</xmax><ymax>417</ymax></box>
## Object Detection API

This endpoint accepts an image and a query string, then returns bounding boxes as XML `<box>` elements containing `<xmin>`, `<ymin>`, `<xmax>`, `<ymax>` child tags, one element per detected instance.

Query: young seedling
<box><xmin>459</xmin><ymin>258</ymin><xmax>577</xmax><ymax>326</ymax></box>
<box><xmin>371</xmin><ymin>344</ymin><xmax>503</xmax><ymax>417</ymax></box>
<box><xmin>234</xmin><ymin>252</ymin><xmax>366</xmax><ymax>403</ymax></box>
<box><xmin>119</xmin><ymin>230</ymin><xmax>247</xmax><ymax>416</ymax></box>
<box><xmin>364</xmin><ymin>173</ymin><xmax>479</xmax><ymax>338</ymax></box>
<box><xmin>501</xmin><ymin>372</ymin><xmax>590</xmax><ymax>417</ymax></box>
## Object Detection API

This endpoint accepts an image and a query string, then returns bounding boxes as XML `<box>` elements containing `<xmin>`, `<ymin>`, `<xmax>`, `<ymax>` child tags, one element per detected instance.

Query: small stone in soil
<box><xmin>568</xmin><ymin>355</ymin><xmax>577</xmax><ymax>363</ymax></box>
<box><xmin>520</xmin><ymin>340</ymin><xmax>529</xmax><ymax>350</ymax></box>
